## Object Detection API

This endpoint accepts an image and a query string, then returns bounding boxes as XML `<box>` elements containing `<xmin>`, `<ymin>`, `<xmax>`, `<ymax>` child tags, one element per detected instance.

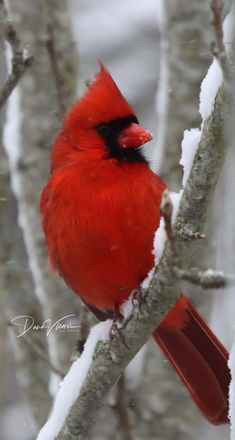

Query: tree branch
<box><xmin>56</xmin><ymin>83</ymin><xmax>230</xmax><ymax>439</ymax></box>
<box><xmin>0</xmin><ymin>0</ymin><xmax>33</xmax><ymax>109</ymax></box>
<box><xmin>160</xmin><ymin>189</ymin><xmax>235</xmax><ymax>289</ymax></box>
<box><xmin>174</xmin><ymin>267</ymin><xmax>235</xmax><ymax>289</ymax></box>
<box><xmin>211</xmin><ymin>0</ymin><xmax>231</xmax><ymax>80</ymax></box>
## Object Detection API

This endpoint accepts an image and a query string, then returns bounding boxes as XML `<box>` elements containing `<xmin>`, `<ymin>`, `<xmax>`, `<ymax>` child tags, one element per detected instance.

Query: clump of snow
<box><xmin>3</xmin><ymin>91</ymin><xmax>21</xmax><ymax>168</ymax></box>
<box><xmin>229</xmin><ymin>342</ymin><xmax>235</xmax><ymax>439</ymax></box>
<box><xmin>154</xmin><ymin>191</ymin><xmax>183</xmax><ymax>264</ymax></box>
<box><xmin>170</xmin><ymin>191</ymin><xmax>182</xmax><ymax>223</ymax></box>
<box><xmin>153</xmin><ymin>217</ymin><xmax>166</xmax><ymax>264</ymax></box>
<box><xmin>180</xmin><ymin>128</ymin><xmax>201</xmax><ymax>187</ymax></box>
<box><xmin>199</xmin><ymin>59</ymin><xmax>223</xmax><ymax>121</ymax></box>
<box><xmin>140</xmin><ymin>190</ymin><xmax>182</xmax><ymax>291</ymax></box>
<box><xmin>199</xmin><ymin>4</ymin><xmax>235</xmax><ymax>122</ymax></box>
<box><xmin>120</xmin><ymin>293</ymin><xmax>134</xmax><ymax>320</ymax></box>
<box><xmin>36</xmin><ymin>320</ymin><xmax>112</xmax><ymax>440</ymax></box>
<box><xmin>203</xmin><ymin>268</ymin><xmax>224</xmax><ymax>277</ymax></box>
<box><xmin>141</xmin><ymin>267</ymin><xmax>154</xmax><ymax>290</ymax></box>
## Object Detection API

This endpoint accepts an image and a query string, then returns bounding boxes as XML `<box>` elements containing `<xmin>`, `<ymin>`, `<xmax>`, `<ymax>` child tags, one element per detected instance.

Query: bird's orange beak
<box><xmin>118</xmin><ymin>123</ymin><xmax>153</xmax><ymax>149</ymax></box>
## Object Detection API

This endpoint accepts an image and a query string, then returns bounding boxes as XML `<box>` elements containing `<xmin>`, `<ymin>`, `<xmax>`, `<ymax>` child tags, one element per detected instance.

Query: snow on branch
<box><xmin>35</xmin><ymin>5</ymin><xmax>234</xmax><ymax>440</ymax></box>
<box><xmin>200</xmin><ymin>2</ymin><xmax>234</xmax><ymax>120</ymax></box>
<box><xmin>0</xmin><ymin>0</ymin><xmax>33</xmax><ymax>109</ymax></box>
<box><xmin>36</xmin><ymin>73</ymin><xmax>231</xmax><ymax>440</ymax></box>
<box><xmin>36</xmin><ymin>321</ymin><xmax>112</xmax><ymax>440</ymax></box>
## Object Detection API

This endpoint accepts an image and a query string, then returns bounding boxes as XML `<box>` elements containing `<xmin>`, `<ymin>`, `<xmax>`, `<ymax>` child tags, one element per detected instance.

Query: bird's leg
<box><xmin>114</xmin><ymin>303</ymin><xmax>124</xmax><ymax>322</ymax></box>
<box><xmin>132</xmin><ymin>286</ymin><xmax>146</xmax><ymax>314</ymax></box>
<box><xmin>109</xmin><ymin>305</ymin><xmax>129</xmax><ymax>349</ymax></box>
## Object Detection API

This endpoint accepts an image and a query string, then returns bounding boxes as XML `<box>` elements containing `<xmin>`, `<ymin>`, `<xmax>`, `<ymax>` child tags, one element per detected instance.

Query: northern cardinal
<box><xmin>40</xmin><ymin>64</ymin><xmax>230</xmax><ymax>424</ymax></box>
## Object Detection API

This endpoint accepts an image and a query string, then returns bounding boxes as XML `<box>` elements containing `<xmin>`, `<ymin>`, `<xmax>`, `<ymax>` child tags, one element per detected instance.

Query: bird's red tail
<box><xmin>153</xmin><ymin>295</ymin><xmax>230</xmax><ymax>425</ymax></box>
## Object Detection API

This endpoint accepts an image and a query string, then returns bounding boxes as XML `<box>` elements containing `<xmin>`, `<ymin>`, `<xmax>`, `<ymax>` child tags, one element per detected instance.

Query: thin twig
<box><xmin>174</xmin><ymin>267</ymin><xmax>235</xmax><ymax>289</ymax></box>
<box><xmin>160</xmin><ymin>190</ymin><xmax>235</xmax><ymax>289</ymax></box>
<box><xmin>0</xmin><ymin>0</ymin><xmax>33</xmax><ymax>109</ymax></box>
<box><xmin>211</xmin><ymin>0</ymin><xmax>231</xmax><ymax>81</ymax></box>
<box><xmin>8</xmin><ymin>321</ymin><xmax>65</xmax><ymax>377</ymax></box>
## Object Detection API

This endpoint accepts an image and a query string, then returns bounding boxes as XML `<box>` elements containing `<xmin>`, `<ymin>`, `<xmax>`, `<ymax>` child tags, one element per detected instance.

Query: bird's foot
<box><xmin>109</xmin><ymin>309</ymin><xmax>130</xmax><ymax>349</ymax></box>
<box><xmin>132</xmin><ymin>286</ymin><xmax>146</xmax><ymax>317</ymax></box>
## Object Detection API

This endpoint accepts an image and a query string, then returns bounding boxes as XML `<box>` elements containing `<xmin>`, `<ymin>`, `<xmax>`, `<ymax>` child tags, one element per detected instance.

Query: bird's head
<box><xmin>60</xmin><ymin>63</ymin><xmax>152</xmax><ymax>164</ymax></box>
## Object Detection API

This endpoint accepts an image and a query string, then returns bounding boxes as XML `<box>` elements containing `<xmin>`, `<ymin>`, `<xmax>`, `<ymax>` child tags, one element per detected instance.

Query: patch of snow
<box><xmin>36</xmin><ymin>320</ymin><xmax>112</xmax><ymax>440</ymax></box>
<box><xmin>154</xmin><ymin>191</ymin><xmax>183</xmax><ymax>264</ymax></box>
<box><xmin>199</xmin><ymin>4</ymin><xmax>235</xmax><ymax>121</ymax></box>
<box><xmin>223</xmin><ymin>3</ymin><xmax>235</xmax><ymax>53</ymax></box>
<box><xmin>180</xmin><ymin>128</ymin><xmax>201</xmax><ymax>187</ymax></box>
<box><xmin>121</xmin><ymin>294</ymin><xmax>134</xmax><ymax>320</ymax></box>
<box><xmin>199</xmin><ymin>59</ymin><xmax>223</xmax><ymax>121</ymax></box>
<box><xmin>141</xmin><ymin>267</ymin><xmax>154</xmax><ymax>290</ymax></box>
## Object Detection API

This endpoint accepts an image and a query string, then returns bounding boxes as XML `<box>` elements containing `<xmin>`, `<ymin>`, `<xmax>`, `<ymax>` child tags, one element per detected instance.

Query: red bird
<box><xmin>41</xmin><ymin>64</ymin><xmax>230</xmax><ymax>424</ymax></box>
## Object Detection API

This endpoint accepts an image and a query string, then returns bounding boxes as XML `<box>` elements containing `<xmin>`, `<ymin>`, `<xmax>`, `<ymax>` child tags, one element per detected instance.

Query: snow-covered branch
<box><xmin>174</xmin><ymin>268</ymin><xmax>235</xmax><ymax>289</ymax></box>
<box><xmin>0</xmin><ymin>0</ymin><xmax>33</xmax><ymax>109</ymax></box>
<box><xmin>35</xmin><ymin>3</ymin><xmax>235</xmax><ymax>439</ymax></box>
<box><xmin>36</xmin><ymin>72</ymin><xmax>231</xmax><ymax>440</ymax></box>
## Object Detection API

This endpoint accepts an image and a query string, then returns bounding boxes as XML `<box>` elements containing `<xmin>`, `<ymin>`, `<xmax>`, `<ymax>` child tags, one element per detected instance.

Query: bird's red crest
<box><xmin>64</xmin><ymin>63</ymin><xmax>136</xmax><ymax>131</ymax></box>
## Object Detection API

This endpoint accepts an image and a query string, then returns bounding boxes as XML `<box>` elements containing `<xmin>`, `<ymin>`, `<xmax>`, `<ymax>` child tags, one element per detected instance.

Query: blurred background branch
<box><xmin>0</xmin><ymin>0</ymin><xmax>33</xmax><ymax>109</ymax></box>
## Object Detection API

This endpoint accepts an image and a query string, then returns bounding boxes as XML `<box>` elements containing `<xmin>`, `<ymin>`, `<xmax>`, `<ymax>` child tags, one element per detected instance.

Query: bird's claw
<box><xmin>132</xmin><ymin>287</ymin><xmax>146</xmax><ymax>317</ymax></box>
<box><xmin>109</xmin><ymin>319</ymin><xmax>130</xmax><ymax>350</ymax></box>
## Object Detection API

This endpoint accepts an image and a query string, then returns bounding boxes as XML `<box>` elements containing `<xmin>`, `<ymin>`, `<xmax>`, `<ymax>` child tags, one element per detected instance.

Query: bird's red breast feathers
<box><xmin>41</xmin><ymin>64</ymin><xmax>167</xmax><ymax>311</ymax></box>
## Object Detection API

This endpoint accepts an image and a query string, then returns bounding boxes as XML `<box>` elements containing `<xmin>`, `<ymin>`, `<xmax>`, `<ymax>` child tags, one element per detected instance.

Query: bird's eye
<box><xmin>98</xmin><ymin>124</ymin><xmax>110</xmax><ymax>137</ymax></box>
